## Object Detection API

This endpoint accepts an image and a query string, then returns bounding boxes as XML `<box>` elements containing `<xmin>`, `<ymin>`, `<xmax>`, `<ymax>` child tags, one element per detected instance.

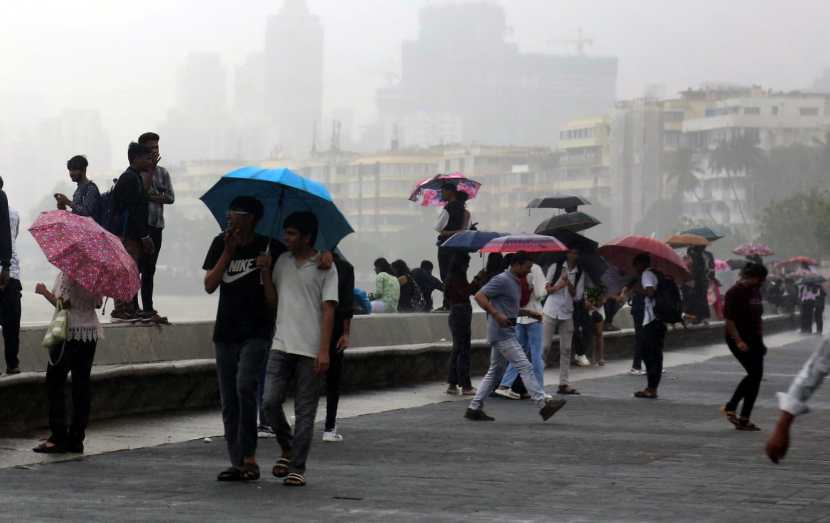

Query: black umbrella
<box><xmin>727</xmin><ymin>258</ymin><xmax>748</xmax><ymax>271</ymax></box>
<box><xmin>535</xmin><ymin>211</ymin><xmax>601</xmax><ymax>234</ymax></box>
<box><xmin>535</xmin><ymin>230</ymin><xmax>607</xmax><ymax>285</ymax></box>
<box><xmin>527</xmin><ymin>194</ymin><xmax>591</xmax><ymax>211</ymax></box>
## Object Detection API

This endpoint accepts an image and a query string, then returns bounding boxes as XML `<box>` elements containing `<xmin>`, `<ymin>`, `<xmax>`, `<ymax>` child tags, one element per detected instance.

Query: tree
<box><xmin>757</xmin><ymin>191</ymin><xmax>830</xmax><ymax>263</ymax></box>
<box><xmin>665</xmin><ymin>147</ymin><xmax>718</xmax><ymax>223</ymax></box>
<box><xmin>709</xmin><ymin>133</ymin><xmax>766</xmax><ymax>226</ymax></box>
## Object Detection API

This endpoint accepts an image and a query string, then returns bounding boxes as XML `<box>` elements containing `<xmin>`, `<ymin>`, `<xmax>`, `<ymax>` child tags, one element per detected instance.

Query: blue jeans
<box><xmin>499</xmin><ymin>321</ymin><xmax>544</xmax><ymax>389</ymax></box>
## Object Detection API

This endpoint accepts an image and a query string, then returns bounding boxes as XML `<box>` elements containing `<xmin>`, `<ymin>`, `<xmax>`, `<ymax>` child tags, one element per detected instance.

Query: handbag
<box><xmin>42</xmin><ymin>299</ymin><xmax>70</xmax><ymax>350</ymax></box>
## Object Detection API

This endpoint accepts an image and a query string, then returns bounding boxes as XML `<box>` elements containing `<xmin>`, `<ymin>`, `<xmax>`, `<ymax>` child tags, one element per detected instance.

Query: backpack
<box><xmin>543</xmin><ymin>262</ymin><xmax>583</xmax><ymax>305</ymax></box>
<box><xmin>94</xmin><ymin>180</ymin><xmax>122</xmax><ymax>235</ymax></box>
<box><xmin>652</xmin><ymin>270</ymin><xmax>684</xmax><ymax>324</ymax></box>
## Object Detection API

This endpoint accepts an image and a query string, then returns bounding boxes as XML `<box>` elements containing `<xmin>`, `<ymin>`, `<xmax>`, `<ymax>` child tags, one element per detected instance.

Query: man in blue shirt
<box><xmin>465</xmin><ymin>251</ymin><xmax>567</xmax><ymax>422</ymax></box>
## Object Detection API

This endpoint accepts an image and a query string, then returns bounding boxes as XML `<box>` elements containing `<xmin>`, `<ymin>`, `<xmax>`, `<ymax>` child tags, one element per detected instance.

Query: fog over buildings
<box><xmin>2</xmin><ymin>0</ymin><xmax>830</xmax><ymax>295</ymax></box>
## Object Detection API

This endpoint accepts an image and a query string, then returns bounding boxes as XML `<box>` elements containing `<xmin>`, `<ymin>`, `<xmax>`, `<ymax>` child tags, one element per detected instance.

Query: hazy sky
<box><xmin>2</xmin><ymin>0</ymin><xmax>829</xmax><ymax>159</ymax></box>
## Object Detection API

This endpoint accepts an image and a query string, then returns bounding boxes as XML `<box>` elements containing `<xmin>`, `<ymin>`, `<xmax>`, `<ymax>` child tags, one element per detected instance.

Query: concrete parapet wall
<box><xmin>1</xmin><ymin>313</ymin><xmax>795</xmax><ymax>433</ymax></box>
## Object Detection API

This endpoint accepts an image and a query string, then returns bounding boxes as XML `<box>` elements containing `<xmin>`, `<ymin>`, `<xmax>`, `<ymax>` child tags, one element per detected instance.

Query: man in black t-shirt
<box><xmin>435</xmin><ymin>183</ymin><xmax>466</xmax><ymax>310</ymax></box>
<box><xmin>203</xmin><ymin>196</ymin><xmax>283</xmax><ymax>482</ymax></box>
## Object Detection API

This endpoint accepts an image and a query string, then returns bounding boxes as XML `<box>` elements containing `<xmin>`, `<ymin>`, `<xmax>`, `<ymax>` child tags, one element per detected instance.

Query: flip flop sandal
<box><xmin>272</xmin><ymin>458</ymin><xmax>290</xmax><ymax>478</ymax></box>
<box><xmin>284</xmin><ymin>473</ymin><xmax>306</xmax><ymax>487</ymax></box>
<box><xmin>735</xmin><ymin>419</ymin><xmax>761</xmax><ymax>431</ymax></box>
<box><xmin>239</xmin><ymin>463</ymin><xmax>260</xmax><ymax>481</ymax></box>
<box><xmin>720</xmin><ymin>406</ymin><xmax>739</xmax><ymax>427</ymax></box>
<box><xmin>634</xmin><ymin>390</ymin><xmax>658</xmax><ymax>399</ymax></box>
<box><xmin>32</xmin><ymin>441</ymin><xmax>68</xmax><ymax>454</ymax></box>
<box><xmin>217</xmin><ymin>467</ymin><xmax>244</xmax><ymax>482</ymax></box>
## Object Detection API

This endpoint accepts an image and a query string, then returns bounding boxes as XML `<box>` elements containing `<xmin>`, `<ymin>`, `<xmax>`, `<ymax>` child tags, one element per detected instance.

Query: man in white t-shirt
<box><xmin>631</xmin><ymin>253</ymin><xmax>666</xmax><ymax>399</ymax></box>
<box><xmin>542</xmin><ymin>249</ymin><xmax>583</xmax><ymax>395</ymax></box>
<box><xmin>260</xmin><ymin>211</ymin><xmax>338</xmax><ymax>487</ymax></box>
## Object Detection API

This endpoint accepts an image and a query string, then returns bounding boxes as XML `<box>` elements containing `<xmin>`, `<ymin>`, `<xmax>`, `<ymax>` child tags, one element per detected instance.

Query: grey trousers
<box><xmin>469</xmin><ymin>337</ymin><xmax>546</xmax><ymax>411</ymax></box>
<box><xmin>215</xmin><ymin>339</ymin><xmax>270</xmax><ymax>467</ymax></box>
<box><xmin>263</xmin><ymin>350</ymin><xmax>321</xmax><ymax>474</ymax></box>
<box><xmin>542</xmin><ymin>315</ymin><xmax>574</xmax><ymax>386</ymax></box>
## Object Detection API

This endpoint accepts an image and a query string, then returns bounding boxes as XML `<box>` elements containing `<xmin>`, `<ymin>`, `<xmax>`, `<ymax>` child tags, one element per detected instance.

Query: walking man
<box><xmin>435</xmin><ymin>183</ymin><xmax>466</xmax><ymax>310</ymax></box>
<box><xmin>632</xmin><ymin>254</ymin><xmax>666</xmax><ymax>399</ymax></box>
<box><xmin>111</xmin><ymin>143</ymin><xmax>156</xmax><ymax>322</ymax></box>
<box><xmin>204</xmin><ymin>196</ymin><xmax>280</xmax><ymax>481</ymax></box>
<box><xmin>137</xmin><ymin>132</ymin><xmax>174</xmax><ymax>321</ymax></box>
<box><xmin>323</xmin><ymin>250</ymin><xmax>355</xmax><ymax>442</ymax></box>
<box><xmin>262</xmin><ymin>212</ymin><xmax>338</xmax><ymax>487</ymax></box>
<box><xmin>55</xmin><ymin>155</ymin><xmax>100</xmax><ymax>218</ymax></box>
<box><xmin>465</xmin><ymin>252</ymin><xmax>566</xmax><ymax>422</ymax></box>
<box><xmin>542</xmin><ymin>249</ymin><xmax>582</xmax><ymax>395</ymax></box>
<box><xmin>0</xmin><ymin>177</ymin><xmax>21</xmax><ymax>375</ymax></box>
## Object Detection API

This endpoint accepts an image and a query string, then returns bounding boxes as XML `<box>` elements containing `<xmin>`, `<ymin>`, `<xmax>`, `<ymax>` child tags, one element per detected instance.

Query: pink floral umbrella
<box><xmin>409</xmin><ymin>173</ymin><xmax>481</xmax><ymax>207</ymax></box>
<box><xmin>733</xmin><ymin>243</ymin><xmax>774</xmax><ymax>257</ymax></box>
<box><xmin>29</xmin><ymin>210</ymin><xmax>140</xmax><ymax>301</ymax></box>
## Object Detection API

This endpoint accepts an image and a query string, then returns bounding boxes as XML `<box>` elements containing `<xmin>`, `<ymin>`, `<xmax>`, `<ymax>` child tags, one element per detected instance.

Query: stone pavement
<box><xmin>1</xmin><ymin>332</ymin><xmax>829</xmax><ymax>522</ymax></box>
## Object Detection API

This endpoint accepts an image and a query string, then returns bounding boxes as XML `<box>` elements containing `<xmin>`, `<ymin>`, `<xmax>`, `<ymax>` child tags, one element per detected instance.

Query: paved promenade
<box><xmin>1</xmin><ymin>332</ymin><xmax>829</xmax><ymax>522</ymax></box>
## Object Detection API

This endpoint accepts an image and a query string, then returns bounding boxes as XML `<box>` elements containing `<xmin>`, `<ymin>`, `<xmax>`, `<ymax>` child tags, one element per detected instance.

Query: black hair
<box><xmin>137</xmin><ymin>132</ymin><xmax>160</xmax><ymax>145</ymax></box>
<box><xmin>390</xmin><ymin>259</ymin><xmax>411</xmax><ymax>277</ymax></box>
<box><xmin>67</xmin><ymin>155</ymin><xmax>88</xmax><ymax>171</ymax></box>
<box><xmin>741</xmin><ymin>262</ymin><xmax>769</xmax><ymax>281</ymax></box>
<box><xmin>485</xmin><ymin>253</ymin><xmax>504</xmax><ymax>275</ymax></box>
<box><xmin>0</xmin><ymin>176</ymin><xmax>4</xmax><ymax>189</ymax></box>
<box><xmin>441</xmin><ymin>181</ymin><xmax>457</xmax><ymax>192</ymax></box>
<box><xmin>420</xmin><ymin>260</ymin><xmax>434</xmax><ymax>271</ymax></box>
<box><xmin>633</xmin><ymin>253</ymin><xmax>651</xmax><ymax>267</ymax></box>
<box><xmin>374</xmin><ymin>257</ymin><xmax>393</xmax><ymax>274</ymax></box>
<box><xmin>127</xmin><ymin>142</ymin><xmax>152</xmax><ymax>163</ymax></box>
<box><xmin>456</xmin><ymin>191</ymin><xmax>469</xmax><ymax>203</ymax></box>
<box><xmin>283</xmin><ymin>211</ymin><xmax>318</xmax><ymax>247</ymax></box>
<box><xmin>511</xmin><ymin>251</ymin><xmax>532</xmax><ymax>266</ymax></box>
<box><xmin>228</xmin><ymin>195</ymin><xmax>264</xmax><ymax>222</ymax></box>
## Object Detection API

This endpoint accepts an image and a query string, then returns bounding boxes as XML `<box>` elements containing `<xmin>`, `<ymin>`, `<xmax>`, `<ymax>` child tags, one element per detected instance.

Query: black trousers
<box><xmin>325</xmin><ymin>320</ymin><xmax>346</xmax><ymax>431</ymax></box>
<box><xmin>571</xmin><ymin>303</ymin><xmax>592</xmax><ymax>357</ymax></box>
<box><xmin>437</xmin><ymin>247</ymin><xmax>453</xmax><ymax>309</ymax></box>
<box><xmin>642</xmin><ymin>321</ymin><xmax>666</xmax><ymax>390</ymax></box>
<box><xmin>815</xmin><ymin>301</ymin><xmax>825</xmax><ymax>334</ymax></box>
<box><xmin>140</xmin><ymin>226</ymin><xmax>163</xmax><ymax>313</ymax></box>
<box><xmin>725</xmin><ymin>337</ymin><xmax>765</xmax><ymax>419</ymax></box>
<box><xmin>447</xmin><ymin>304</ymin><xmax>473</xmax><ymax>389</ymax></box>
<box><xmin>0</xmin><ymin>278</ymin><xmax>22</xmax><ymax>370</ymax></box>
<box><xmin>46</xmin><ymin>339</ymin><xmax>97</xmax><ymax>444</ymax></box>
<box><xmin>604</xmin><ymin>300</ymin><xmax>620</xmax><ymax>325</ymax></box>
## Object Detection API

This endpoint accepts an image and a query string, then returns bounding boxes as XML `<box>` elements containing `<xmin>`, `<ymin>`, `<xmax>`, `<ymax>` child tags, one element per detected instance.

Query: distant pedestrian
<box><xmin>465</xmin><ymin>252</ymin><xmax>566</xmax><ymax>423</ymax></box>
<box><xmin>445</xmin><ymin>253</ymin><xmax>475</xmax><ymax>396</ymax></box>
<box><xmin>625</xmin><ymin>275</ymin><xmax>647</xmax><ymax>376</ymax></box>
<box><xmin>799</xmin><ymin>281</ymin><xmax>826</xmax><ymax>335</ymax></box>
<box><xmin>391</xmin><ymin>259</ymin><xmax>425</xmax><ymax>312</ymax></box>
<box><xmin>435</xmin><ymin>183</ymin><xmax>467</xmax><ymax>310</ymax></box>
<box><xmin>262</xmin><ymin>211</ymin><xmax>338</xmax><ymax>487</ymax></box>
<box><xmin>203</xmin><ymin>196</ymin><xmax>280</xmax><ymax>481</ymax></box>
<box><xmin>54</xmin><ymin>155</ymin><xmax>100</xmax><ymax>218</ymax></box>
<box><xmin>111</xmin><ymin>142</ymin><xmax>156</xmax><ymax>322</ymax></box>
<box><xmin>542</xmin><ymin>249</ymin><xmax>582</xmax><ymax>396</ymax></box>
<box><xmin>721</xmin><ymin>263</ymin><xmax>768</xmax><ymax>430</ymax></box>
<box><xmin>32</xmin><ymin>273</ymin><xmax>103</xmax><ymax>454</ymax></box>
<box><xmin>411</xmin><ymin>260</ymin><xmax>443</xmax><ymax>312</ymax></box>
<box><xmin>0</xmin><ymin>177</ymin><xmax>21</xmax><ymax>376</ymax></box>
<box><xmin>686</xmin><ymin>246</ymin><xmax>710</xmax><ymax>325</ymax></box>
<box><xmin>323</xmin><ymin>250</ymin><xmax>355</xmax><ymax>442</ymax></box>
<box><xmin>766</xmin><ymin>336</ymin><xmax>830</xmax><ymax>463</ymax></box>
<box><xmin>631</xmin><ymin>253</ymin><xmax>666</xmax><ymax>400</ymax></box>
<box><xmin>585</xmin><ymin>283</ymin><xmax>608</xmax><ymax>366</ymax></box>
<box><xmin>368</xmin><ymin>258</ymin><xmax>400</xmax><ymax>313</ymax></box>
<box><xmin>137</xmin><ymin>132</ymin><xmax>174</xmax><ymax>322</ymax></box>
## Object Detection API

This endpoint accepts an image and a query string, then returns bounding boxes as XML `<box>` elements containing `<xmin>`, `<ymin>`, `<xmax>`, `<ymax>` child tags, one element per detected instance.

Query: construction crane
<box><xmin>549</xmin><ymin>28</ymin><xmax>594</xmax><ymax>56</ymax></box>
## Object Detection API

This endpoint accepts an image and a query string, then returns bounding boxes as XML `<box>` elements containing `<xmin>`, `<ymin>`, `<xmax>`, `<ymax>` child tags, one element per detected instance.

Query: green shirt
<box><xmin>371</xmin><ymin>272</ymin><xmax>400</xmax><ymax>313</ymax></box>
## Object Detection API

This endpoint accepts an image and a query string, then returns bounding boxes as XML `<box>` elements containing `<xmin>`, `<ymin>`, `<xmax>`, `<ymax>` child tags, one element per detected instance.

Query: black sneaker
<box><xmin>539</xmin><ymin>398</ymin><xmax>567</xmax><ymax>421</ymax></box>
<box><xmin>464</xmin><ymin>408</ymin><xmax>495</xmax><ymax>421</ymax></box>
<box><xmin>5</xmin><ymin>367</ymin><xmax>20</xmax><ymax>375</ymax></box>
<box><xmin>65</xmin><ymin>440</ymin><xmax>85</xmax><ymax>454</ymax></box>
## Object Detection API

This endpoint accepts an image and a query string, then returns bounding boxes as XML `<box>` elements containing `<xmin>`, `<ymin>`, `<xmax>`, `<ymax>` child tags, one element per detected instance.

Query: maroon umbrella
<box><xmin>481</xmin><ymin>234</ymin><xmax>568</xmax><ymax>254</ymax></box>
<box><xmin>598</xmin><ymin>235</ymin><xmax>691</xmax><ymax>282</ymax></box>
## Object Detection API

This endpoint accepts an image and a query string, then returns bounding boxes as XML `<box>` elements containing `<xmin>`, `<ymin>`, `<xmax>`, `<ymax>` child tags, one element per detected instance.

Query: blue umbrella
<box><xmin>441</xmin><ymin>230</ymin><xmax>507</xmax><ymax>252</ymax></box>
<box><xmin>200</xmin><ymin>166</ymin><xmax>353</xmax><ymax>251</ymax></box>
<box><xmin>681</xmin><ymin>226</ymin><xmax>723</xmax><ymax>242</ymax></box>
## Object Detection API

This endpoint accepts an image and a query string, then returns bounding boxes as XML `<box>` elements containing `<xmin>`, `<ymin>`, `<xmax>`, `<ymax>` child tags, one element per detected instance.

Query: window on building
<box><xmin>743</xmin><ymin>107</ymin><xmax>761</xmax><ymax>115</ymax></box>
<box><xmin>771</xmin><ymin>106</ymin><xmax>779</xmax><ymax>116</ymax></box>
<box><xmin>800</xmin><ymin>107</ymin><xmax>820</xmax><ymax>116</ymax></box>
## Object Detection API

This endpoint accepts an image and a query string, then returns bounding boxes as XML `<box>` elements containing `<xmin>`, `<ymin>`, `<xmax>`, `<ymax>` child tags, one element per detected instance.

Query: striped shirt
<box><xmin>147</xmin><ymin>166</ymin><xmax>175</xmax><ymax>229</ymax></box>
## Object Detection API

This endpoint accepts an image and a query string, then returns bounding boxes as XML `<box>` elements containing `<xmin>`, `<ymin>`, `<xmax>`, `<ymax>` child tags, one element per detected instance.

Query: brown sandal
<box><xmin>721</xmin><ymin>406</ymin><xmax>739</xmax><ymax>427</ymax></box>
<box><xmin>634</xmin><ymin>389</ymin><xmax>658</xmax><ymax>399</ymax></box>
<box><xmin>272</xmin><ymin>457</ymin><xmax>290</xmax><ymax>478</ymax></box>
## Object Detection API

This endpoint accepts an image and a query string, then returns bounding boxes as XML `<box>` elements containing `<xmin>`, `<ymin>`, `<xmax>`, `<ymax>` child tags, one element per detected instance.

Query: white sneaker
<box><xmin>322</xmin><ymin>429</ymin><xmax>344</xmax><ymax>442</ymax></box>
<box><xmin>494</xmin><ymin>388</ymin><xmax>521</xmax><ymax>400</ymax></box>
<box><xmin>575</xmin><ymin>355</ymin><xmax>591</xmax><ymax>367</ymax></box>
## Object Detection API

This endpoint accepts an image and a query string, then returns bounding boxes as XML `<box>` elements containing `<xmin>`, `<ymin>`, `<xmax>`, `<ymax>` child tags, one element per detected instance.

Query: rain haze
<box><xmin>1</xmin><ymin>0</ymin><xmax>829</xmax><ymax>322</ymax></box>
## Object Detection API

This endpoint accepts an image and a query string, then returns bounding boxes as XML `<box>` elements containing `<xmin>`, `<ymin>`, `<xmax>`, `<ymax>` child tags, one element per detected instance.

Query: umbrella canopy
<box><xmin>781</xmin><ymin>256</ymin><xmax>818</xmax><ymax>267</ymax></box>
<box><xmin>666</xmin><ymin>233</ymin><xmax>710</xmax><ymax>248</ymax></box>
<box><xmin>527</xmin><ymin>194</ymin><xmax>590</xmax><ymax>211</ymax></box>
<box><xmin>541</xmin><ymin>229</ymin><xmax>599</xmax><ymax>252</ymax></box>
<box><xmin>727</xmin><ymin>258</ymin><xmax>748</xmax><ymax>271</ymax></box>
<box><xmin>535</xmin><ymin>230</ymin><xmax>606</xmax><ymax>285</ymax></box>
<box><xmin>441</xmin><ymin>230</ymin><xmax>507</xmax><ymax>252</ymax></box>
<box><xmin>29</xmin><ymin>210</ymin><xmax>140</xmax><ymax>301</ymax></box>
<box><xmin>481</xmin><ymin>234</ymin><xmax>568</xmax><ymax>254</ymax></box>
<box><xmin>799</xmin><ymin>274</ymin><xmax>827</xmax><ymax>285</ymax></box>
<box><xmin>681</xmin><ymin>226</ymin><xmax>724</xmax><ymax>242</ymax></box>
<box><xmin>734</xmin><ymin>243</ymin><xmax>774</xmax><ymax>257</ymax></box>
<box><xmin>598</xmin><ymin>235</ymin><xmax>691</xmax><ymax>282</ymax></box>
<box><xmin>200</xmin><ymin>167</ymin><xmax>353</xmax><ymax>251</ymax></box>
<box><xmin>409</xmin><ymin>173</ymin><xmax>481</xmax><ymax>207</ymax></box>
<box><xmin>535</xmin><ymin>211</ymin><xmax>601</xmax><ymax>234</ymax></box>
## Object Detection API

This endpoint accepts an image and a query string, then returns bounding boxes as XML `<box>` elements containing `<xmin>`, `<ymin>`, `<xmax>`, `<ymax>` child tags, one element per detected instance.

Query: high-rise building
<box><xmin>265</xmin><ymin>0</ymin><xmax>324</xmax><ymax>160</ymax></box>
<box><xmin>376</xmin><ymin>2</ymin><xmax>617</xmax><ymax>150</ymax></box>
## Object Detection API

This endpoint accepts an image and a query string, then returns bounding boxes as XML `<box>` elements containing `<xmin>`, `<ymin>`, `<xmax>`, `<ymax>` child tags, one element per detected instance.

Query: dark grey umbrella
<box><xmin>534</xmin><ymin>229</ymin><xmax>607</xmax><ymax>284</ymax></box>
<box><xmin>527</xmin><ymin>194</ymin><xmax>591</xmax><ymax>211</ymax></box>
<box><xmin>535</xmin><ymin>211</ymin><xmax>601</xmax><ymax>234</ymax></box>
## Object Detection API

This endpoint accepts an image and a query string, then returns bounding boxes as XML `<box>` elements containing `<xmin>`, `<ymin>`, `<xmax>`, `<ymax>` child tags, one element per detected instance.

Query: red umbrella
<box><xmin>598</xmin><ymin>235</ymin><xmax>691</xmax><ymax>282</ymax></box>
<box><xmin>781</xmin><ymin>256</ymin><xmax>817</xmax><ymax>267</ymax></box>
<box><xmin>481</xmin><ymin>234</ymin><xmax>568</xmax><ymax>254</ymax></box>
<box><xmin>29</xmin><ymin>210</ymin><xmax>140</xmax><ymax>301</ymax></box>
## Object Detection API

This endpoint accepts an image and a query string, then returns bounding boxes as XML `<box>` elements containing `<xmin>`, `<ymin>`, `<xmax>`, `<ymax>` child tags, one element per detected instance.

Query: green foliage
<box><xmin>757</xmin><ymin>191</ymin><xmax>830</xmax><ymax>262</ymax></box>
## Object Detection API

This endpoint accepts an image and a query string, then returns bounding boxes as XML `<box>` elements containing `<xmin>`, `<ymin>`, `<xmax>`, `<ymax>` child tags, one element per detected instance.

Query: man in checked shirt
<box><xmin>767</xmin><ymin>336</ymin><xmax>830</xmax><ymax>463</ymax></box>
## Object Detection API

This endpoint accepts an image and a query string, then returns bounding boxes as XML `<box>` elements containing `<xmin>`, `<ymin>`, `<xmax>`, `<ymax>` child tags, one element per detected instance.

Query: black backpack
<box><xmin>94</xmin><ymin>179</ymin><xmax>121</xmax><ymax>235</ymax></box>
<box><xmin>652</xmin><ymin>270</ymin><xmax>683</xmax><ymax>324</ymax></box>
